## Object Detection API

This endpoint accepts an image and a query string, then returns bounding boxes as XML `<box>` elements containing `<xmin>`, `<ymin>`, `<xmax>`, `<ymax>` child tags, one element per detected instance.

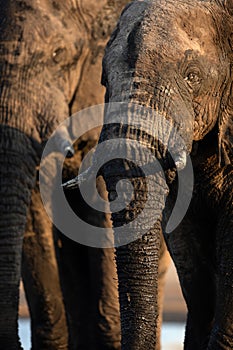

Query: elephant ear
<box><xmin>216</xmin><ymin>0</ymin><xmax>233</xmax><ymax>166</ymax></box>
<box><xmin>219</xmin><ymin>77</ymin><xmax>233</xmax><ymax>166</ymax></box>
<box><xmin>215</xmin><ymin>0</ymin><xmax>233</xmax><ymax>15</ymax></box>
<box><xmin>223</xmin><ymin>0</ymin><xmax>233</xmax><ymax>15</ymax></box>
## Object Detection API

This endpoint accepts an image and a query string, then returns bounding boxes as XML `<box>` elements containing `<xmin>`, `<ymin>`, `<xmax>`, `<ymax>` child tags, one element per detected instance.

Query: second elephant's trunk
<box><xmin>0</xmin><ymin>126</ymin><xmax>36</xmax><ymax>349</ymax></box>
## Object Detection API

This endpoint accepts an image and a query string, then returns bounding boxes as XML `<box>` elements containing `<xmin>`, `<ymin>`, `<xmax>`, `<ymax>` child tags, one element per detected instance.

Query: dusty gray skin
<box><xmin>65</xmin><ymin>0</ymin><xmax>233</xmax><ymax>349</ymax></box>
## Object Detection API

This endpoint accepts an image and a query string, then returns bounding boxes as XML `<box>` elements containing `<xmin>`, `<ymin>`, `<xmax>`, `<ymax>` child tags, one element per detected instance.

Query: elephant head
<box><xmin>0</xmin><ymin>0</ymin><xmax>130</xmax><ymax>348</ymax></box>
<box><xmin>64</xmin><ymin>0</ymin><xmax>233</xmax><ymax>349</ymax></box>
<box><xmin>102</xmin><ymin>0</ymin><xmax>233</xmax><ymax>164</ymax></box>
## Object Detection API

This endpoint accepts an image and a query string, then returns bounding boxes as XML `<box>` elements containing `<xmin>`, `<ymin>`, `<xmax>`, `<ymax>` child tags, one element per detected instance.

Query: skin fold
<box><xmin>0</xmin><ymin>0</ymin><xmax>170</xmax><ymax>349</ymax></box>
<box><xmin>79</xmin><ymin>0</ymin><xmax>232</xmax><ymax>349</ymax></box>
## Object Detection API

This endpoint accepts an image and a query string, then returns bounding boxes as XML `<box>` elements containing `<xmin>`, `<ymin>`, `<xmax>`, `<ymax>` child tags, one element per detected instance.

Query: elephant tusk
<box><xmin>61</xmin><ymin>141</ymin><xmax>75</xmax><ymax>159</ymax></box>
<box><xmin>62</xmin><ymin>166</ymin><xmax>95</xmax><ymax>189</ymax></box>
<box><xmin>174</xmin><ymin>151</ymin><xmax>187</xmax><ymax>171</ymax></box>
<box><xmin>54</xmin><ymin>125</ymin><xmax>75</xmax><ymax>158</ymax></box>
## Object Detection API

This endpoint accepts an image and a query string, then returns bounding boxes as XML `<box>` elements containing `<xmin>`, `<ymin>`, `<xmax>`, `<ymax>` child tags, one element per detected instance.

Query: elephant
<box><xmin>0</xmin><ymin>0</ymin><xmax>133</xmax><ymax>349</ymax></box>
<box><xmin>64</xmin><ymin>0</ymin><xmax>233</xmax><ymax>349</ymax></box>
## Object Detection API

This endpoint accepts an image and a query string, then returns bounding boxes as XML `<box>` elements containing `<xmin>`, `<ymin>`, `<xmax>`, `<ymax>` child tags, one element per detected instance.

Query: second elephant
<box><xmin>0</xmin><ymin>1</ymin><xmax>131</xmax><ymax>348</ymax></box>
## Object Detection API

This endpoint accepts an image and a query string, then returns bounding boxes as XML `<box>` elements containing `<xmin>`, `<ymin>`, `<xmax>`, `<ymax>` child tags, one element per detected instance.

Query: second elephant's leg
<box><xmin>87</xmin><ymin>176</ymin><xmax>121</xmax><ymax>349</ymax></box>
<box><xmin>54</xmin><ymin>234</ymin><xmax>92</xmax><ymax>350</ymax></box>
<box><xmin>55</xmin><ymin>174</ymin><xmax>121</xmax><ymax>350</ymax></box>
<box><xmin>22</xmin><ymin>186</ymin><xmax>68</xmax><ymax>350</ymax></box>
<box><xmin>55</xmin><ymin>234</ymin><xmax>121</xmax><ymax>350</ymax></box>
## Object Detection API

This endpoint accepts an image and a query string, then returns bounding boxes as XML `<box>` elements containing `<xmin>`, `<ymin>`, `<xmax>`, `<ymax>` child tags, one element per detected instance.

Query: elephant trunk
<box><xmin>94</xmin><ymin>99</ymin><xmax>170</xmax><ymax>349</ymax></box>
<box><xmin>0</xmin><ymin>126</ymin><xmax>36</xmax><ymax>349</ymax></box>
<box><xmin>115</xmin><ymin>223</ymin><xmax>162</xmax><ymax>349</ymax></box>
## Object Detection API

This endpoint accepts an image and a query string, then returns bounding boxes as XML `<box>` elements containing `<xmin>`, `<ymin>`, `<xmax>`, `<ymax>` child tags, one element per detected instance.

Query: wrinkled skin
<box><xmin>0</xmin><ymin>1</ymin><xmax>134</xmax><ymax>349</ymax></box>
<box><xmin>94</xmin><ymin>0</ymin><xmax>233</xmax><ymax>349</ymax></box>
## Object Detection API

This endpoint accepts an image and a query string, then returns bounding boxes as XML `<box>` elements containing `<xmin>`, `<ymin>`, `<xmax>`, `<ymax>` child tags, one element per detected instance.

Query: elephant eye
<box><xmin>184</xmin><ymin>72</ymin><xmax>201</xmax><ymax>86</ymax></box>
<box><xmin>52</xmin><ymin>47</ymin><xmax>68</xmax><ymax>64</ymax></box>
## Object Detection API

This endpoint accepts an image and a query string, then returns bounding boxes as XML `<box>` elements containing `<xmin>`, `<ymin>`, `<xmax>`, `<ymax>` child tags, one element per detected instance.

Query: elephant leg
<box><xmin>182</xmin><ymin>258</ymin><xmax>216</xmax><ymax>350</ymax></box>
<box><xmin>22</xmin><ymin>186</ymin><xmax>68</xmax><ymax>350</ymax></box>
<box><xmin>86</xmin><ymin>175</ymin><xmax>121</xmax><ymax>350</ymax></box>
<box><xmin>166</xmin><ymin>212</ymin><xmax>216</xmax><ymax>350</ymax></box>
<box><xmin>88</xmin><ymin>247</ymin><xmax>121</xmax><ymax>350</ymax></box>
<box><xmin>54</xmin><ymin>232</ymin><xmax>92</xmax><ymax>350</ymax></box>
<box><xmin>55</xmin><ymin>174</ymin><xmax>121</xmax><ymax>350</ymax></box>
<box><xmin>207</xmin><ymin>218</ymin><xmax>233</xmax><ymax>349</ymax></box>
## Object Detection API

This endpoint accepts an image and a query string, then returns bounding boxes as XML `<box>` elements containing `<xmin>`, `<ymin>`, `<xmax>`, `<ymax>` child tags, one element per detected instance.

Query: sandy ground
<box><xmin>19</xmin><ymin>261</ymin><xmax>187</xmax><ymax>322</ymax></box>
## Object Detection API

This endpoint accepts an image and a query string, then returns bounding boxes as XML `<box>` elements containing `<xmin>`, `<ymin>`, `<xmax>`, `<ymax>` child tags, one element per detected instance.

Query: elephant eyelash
<box><xmin>183</xmin><ymin>72</ymin><xmax>202</xmax><ymax>93</ymax></box>
<box><xmin>184</xmin><ymin>73</ymin><xmax>201</xmax><ymax>84</ymax></box>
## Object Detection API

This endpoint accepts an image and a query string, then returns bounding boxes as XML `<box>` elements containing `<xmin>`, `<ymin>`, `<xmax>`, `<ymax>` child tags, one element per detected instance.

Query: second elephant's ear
<box><xmin>223</xmin><ymin>0</ymin><xmax>233</xmax><ymax>15</ymax></box>
<box><xmin>217</xmin><ymin>0</ymin><xmax>233</xmax><ymax>166</ymax></box>
<box><xmin>218</xmin><ymin>67</ymin><xmax>233</xmax><ymax>166</ymax></box>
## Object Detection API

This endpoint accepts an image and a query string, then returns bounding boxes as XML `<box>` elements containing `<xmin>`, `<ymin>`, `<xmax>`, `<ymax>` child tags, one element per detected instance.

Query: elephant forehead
<box><xmin>104</xmin><ymin>0</ymin><xmax>223</xmax><ymax>82</ymax></box>
<box><xmin>174</xmin><ymin>11</ymin><xmax>220</xmax><ymax>61</ymax></box>
<box><xmin>139</xmin><ymin>2</ymin><xmax>221</xmax><ymax>66</ymax></box>
<box><xmin>0</xmin><ymin>2</ymin><xmax>86</xmax><ymax>67</ymax></box>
